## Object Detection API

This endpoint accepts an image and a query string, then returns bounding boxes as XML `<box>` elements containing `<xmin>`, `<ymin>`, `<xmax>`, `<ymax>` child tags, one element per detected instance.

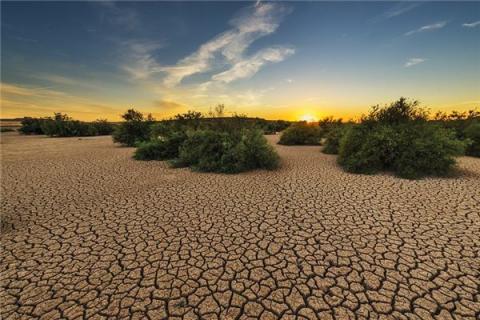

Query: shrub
<box><xmin>1</xmin><ymin>127</ymin><xmax>16</xmax><ymax>133</ymax></box>
<box><xmin>464</xmin><ymin>121</ymin><xmax>480</xmax><ymax>157</ymax></box>
<box><xmin>113</xmin><ymin>109</ymin><xmax>154</xmax><ymax>146</ymax></box>
<box><xmin>134</xmin><ymin>131</ymin><xmax>187</xmax><ymax>161</ymax></box>
<box><xmin>174</xmin><ymin>129</ymin><xmax>279</xmax><ymax>173</ymax></box>
<box><xmin>337</xmin><ymin>98</ymin><xmax>467</xmax><ymax>179</ymax></box>
<box><xmin>392</xmin><ymin>124</ymin><xmax>467</xmax><ymax>179</ymax></box>
<box><xmin>322</xmin><ymin>125</ymin><xmax>348</xmax><ymax>154</ymax></box>
<box><xmin>19</xmin><ymin>117</ymin><xmax>45</xmax><ymax>134</ymax></box>
<box><xmin>41</xmin><ymin>113</ymin><xmax>93</xmax><ymax>137</ymax></box>
<box><xmin>91</xmin><ymin>119</ymin><xmax>115</xmax><ymax>136</ymax></box>
<box><xmin>338</xmin><ymin>125</ymin><xmax>399</xmax><ymax>174</ymax></box>
<box><xmin>318</xmin><ymin>116</ymin><xmax>343</xmax><ymax>137</ymax></box>
<box><xmin>278</xmin><ymin>124</ymin><xmax>322</xmax><ymax>145</ymax></box>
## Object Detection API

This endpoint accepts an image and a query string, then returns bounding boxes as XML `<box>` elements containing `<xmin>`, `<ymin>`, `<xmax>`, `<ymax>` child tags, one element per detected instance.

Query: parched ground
<box><xmin>1</xmin><ymin>133</ymin><xmax>479</xmax><ymax>320</ymax></box>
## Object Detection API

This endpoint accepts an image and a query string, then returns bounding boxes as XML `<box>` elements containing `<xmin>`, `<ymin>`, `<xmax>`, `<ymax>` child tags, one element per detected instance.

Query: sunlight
<box><xmin>299</xmin><ymin>114</ymin><xmax>317</xmax><ymax>122</ymax></box>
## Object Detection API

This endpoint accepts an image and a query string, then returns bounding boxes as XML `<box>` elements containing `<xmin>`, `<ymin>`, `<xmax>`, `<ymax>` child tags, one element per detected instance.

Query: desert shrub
<box><xmin>362</xmin><ymin>97</ymin><xmax>428</xmax><ymax>125</ymax></box>
<box><xmin>19</xmin><ymin>117</ymin><xmax>45</xmax><ymax>134</ymax></box>
<box><xmin>322</xmin><ymin>125</ymin><xmax>349</xmax><ymax>154</ymax></box>
<box><xmin>337</xmin><ymin>98</ymin><xmax>467</xmax><ymax>179</ymax></box>
<box><xmin>464</xmin><ymin>121</ymin><xmax>480</xmax><ymax>157</ymax></box>
<box><xmin>262</xmin><ymin>120</ymin><xmax>291</xmax><ymax>134</ymax></box>
<box><xmin>1</xmin><ymin>127</ymin><xmax>16</xmax><ymax>133</ymax></box>
<box><xmin>91</xmin><ymin>119</ymin><xmax>115</xmax><ymax>136</ymax></box>
<box><xmin>134</xmin><ymin>131</ymin><xmax>187</xmax><ymax>161</ymax></box>
<box><xmin>41</xmin><ymin>113</ymin><xmax>93</xmax><ymax>137</ymax></box>
<box><xmin>113</xmin><ymin>109</ymin><xmax>154</xmax><ymax>146</ymax></box>
<box><xmin>318</xmin><ymin>116</ymin><xmax>343</xmax><ymax>137</ymax></box>
<box><xmin>278</xmin><ymin>124</ymin><xmax>322</xmax><ymax>145</ymax></box>
<box><xmin>338</xmin><ymin>125</ymin><xmax>399</xmax><ymax>174</ymax></box>
<box><xmin>174</xmin><ymin>129</ymin><xmax>279</xmax><ymax>173</ymax></box>
<box><xmin>172</xmin><ymin>110</ymin><xmax>203</xmax><ymax>130</ymax></box>
<box><xmin>392</xmin><ymin>124</ymin><xmax>467</xmax><ymax>179</ymax></box>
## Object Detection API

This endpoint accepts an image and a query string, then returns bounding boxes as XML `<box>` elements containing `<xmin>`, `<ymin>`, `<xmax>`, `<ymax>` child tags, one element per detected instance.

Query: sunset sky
<box><xmin>1</xmin><ymin>1</ymin><xmax>479</xmax><ymax>121</ymax></box>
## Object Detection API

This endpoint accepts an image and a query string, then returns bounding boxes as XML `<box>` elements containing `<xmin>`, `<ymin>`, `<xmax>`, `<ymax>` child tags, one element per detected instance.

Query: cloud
<box><xmin>404</xmin><ymin>58</ymin><xmax>426</xmax><ymax>68</ymax></box>
<box><xmin>405</xmin><ymin>21</ymin><xmax>447</xmax><ymax>36</ymax></box>
<box><xmin>162</xmin><ymin>3</ymin><xmax>291</xmax><ymax>87</ymax></box>
<box><xmin>1</xmin><ymin>82</ymin><xmax>68</xmax><ymax>98</ymax></box>
<box><xmin>462</xmin><ymin>21</ymin><xmax>480</xmax><ymax>28</ymax></box>
<box><xmin>31</xmin><ymin>74</ymin><xmax>97</xmax><ymax>88</ymax></box>
<box><xmin>96</xmin><ymin>1</ymin><xmax>139</xmax><ymax>30</ymax></box>
<box><xmin>383</xmin><ymin>2</ymin><xmax>421</xmax><ymax>20</ymax></box>
<box><xmin>125</xmin><ymin>3</ymin><xmax>293</xmax><ymax>87</ymax></box>
<box><xmin>122</xmin><ymin>40</ymin><xmax>164</xmax><ymax>79</ymax></box>
<box><xmin>153</xmin><ymin>99</ymin><xmax>185</xmax><ymax>110</ymax></box>
<box><xmin>212</xmin><ymin>47</ymin><xmax>295</xmax><ymax>83</ymax></box>
<box><xmin>0</xmin><ymin>82</ymin><xmax>120</xmax><ymax>120</ymax></box>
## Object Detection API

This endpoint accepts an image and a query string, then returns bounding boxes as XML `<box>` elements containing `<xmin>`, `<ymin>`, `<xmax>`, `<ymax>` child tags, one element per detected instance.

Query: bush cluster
<box><xmin>337</xmin><ymin>98</ymin><xmax>468</xmax><ymax>179</ymax></box>
<box><xmin>464</xmin><ymin>122</ymin><xmax>480</xmax><ymax>157</ymax></box>
<box><xmin>278</xmin><ymin>124</ymin><xmax>322</xmax><ymax>145</ymax></box>
<box><xmin>322</xmin><ymin>125</ymin><xmax>349</xmax><ymax>154</ymax></box>
<box><xmin>172</xmin><ymin>129</ymin><xmax>279</xmax><ymax>173</ymax></box>
<box><xmin>134</xmin><ymin>131</ymin><xmax>187</xmax><ymax>161</ymax></box>
<box><xmin>132</xmin><ymin>109</ymin><xmax>280</xmax><ymax>174</ymax></box>
<box><xmin>19</xmin><ymin>117</ymin><xmax>45</xmax><ymax>134</ymax></box>
<box><xmin>112</xmin><ymin>109</ymin><xmax>154</xmax><ymax>147</ymax></box>
<box><xmin>19</xmin><ymin>113</ymin><xmax>115</xmax><ymax>137</ymax></box>
<box><xmin>433</xmin><ymin>110</ymin><xmax>480</xmax><ymax>157</ymax></box>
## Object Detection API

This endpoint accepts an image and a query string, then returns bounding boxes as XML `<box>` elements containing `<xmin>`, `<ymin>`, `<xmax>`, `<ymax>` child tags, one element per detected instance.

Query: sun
<box><xmin>299</xmin><ymin>114</ymin><xmax>317</xmax><ymax>123</ymax></box>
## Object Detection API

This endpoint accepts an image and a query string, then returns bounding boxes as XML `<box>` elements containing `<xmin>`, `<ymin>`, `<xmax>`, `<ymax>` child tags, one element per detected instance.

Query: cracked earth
<box><xmin>1</xmin><ymin>133</ymin><xmax>479</xmax><ymax>320</ymax></box>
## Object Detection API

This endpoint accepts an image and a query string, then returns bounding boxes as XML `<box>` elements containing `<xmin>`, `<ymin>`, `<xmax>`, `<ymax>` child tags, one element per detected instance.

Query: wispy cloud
<box><xmin>97</xmin><ymin>1</ymin><xmax>139</xmax><ymax>30</ymax></box>
<box><xmin>0</xmin><ymin>82</ymin><xmax>120</xmax><ymax>120</ymax></box>
<box><xmin>122</xmin><ymin>40</ymin><xmax>164</xmax><ymax>79</ymax></box>
<box><xmin>370</xmin><ymin>2</ymin><xmax>421</xmax><ymax>23</ymax></box>
<box><xmin>31</xmin><ymin>74</ymin><xmax>97</xmax><ymax>89</ymax></box>
<box><xmin>404</xmin><ymin>58</ymin><xmax>426</xmax><ymax>68</ymax></box>
<box><xmin>123</xmin><ymin>3</ymin><xmax>293</xmax><ymax>88</ymax></box>
<box><xmin>211</xmin><ymin>47</ymin><xmax>295</xmax><ymax>83</ymax></box>
<box><xmin>1</xmin><ymin>82</ymin><xmax>68</xmax><ymax>98</ymax></box>
<box><xmin>462</xmin><ymin>21</ymin><xmax>480</xmax><ymax>28</ymax></box>
<box><xmin>163</xmin><ymin>3</ymin><xmax>291</xmax><ymax>87</ymax></box>
<box><xmin>153</xmin><ymin>99</ymin><xmax>185</xmax><ymax>110</ymax></box>
<box><xmin>405</xmin><ymin>21</ymin><xmax>447</xmax><ymax>36</ymax></box>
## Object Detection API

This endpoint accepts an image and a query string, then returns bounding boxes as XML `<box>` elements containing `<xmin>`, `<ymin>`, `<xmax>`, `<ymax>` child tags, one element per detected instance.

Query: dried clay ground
<box><xmin>1</xmin><ymin>133</ymin><xmax>479</xmax><ymax>320</ymax></box>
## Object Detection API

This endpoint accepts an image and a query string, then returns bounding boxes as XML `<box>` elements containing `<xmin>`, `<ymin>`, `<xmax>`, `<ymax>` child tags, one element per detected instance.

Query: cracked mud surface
<box><xmin>1</xmin><ymin>133</ymin><xmax>479</xmax><ymax>320</ymax></box>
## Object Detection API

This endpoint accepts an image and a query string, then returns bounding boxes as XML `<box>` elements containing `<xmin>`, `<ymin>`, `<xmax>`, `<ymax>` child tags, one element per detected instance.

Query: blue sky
<box><xmin>1</xmin><ymin>1</ymin><xmax>479</xmax><ymax>120</ymax></box>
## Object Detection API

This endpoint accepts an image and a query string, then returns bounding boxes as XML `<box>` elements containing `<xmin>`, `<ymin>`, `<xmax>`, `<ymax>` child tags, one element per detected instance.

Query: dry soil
<box><xmin>1</xmin><ymin>133</ymin><xmax>479</xmax><ymax>319</ymax></box>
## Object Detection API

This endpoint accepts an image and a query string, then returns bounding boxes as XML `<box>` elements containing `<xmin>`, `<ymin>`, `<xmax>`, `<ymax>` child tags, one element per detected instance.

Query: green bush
<box><xmin>337</xmin><ymin>98</ymin><xmax>467</xmax><ymax>179</ymax></box>
<box><xmin>113</xmin><ymin>109</ymin><xmax>154</xmax><ymax>147</ymax></box>
<box><xmin>464</xmin><ymin>121</ymin><xmax>480</xmax><ymax>157</ymax></box>
<box><xmin>134</xmin><ymin>132</ymin><xmax>187</xmax><ymax>161</ymax></box>
<box><xmin>338</xmin><ymin>125</ymin><xmax>398</xmax><ymax>174</ymax></box>
<box><xmin>91</xmin><ymin>119</ymin><xmax>115</xmax><ymax>136</ymax></box>
<box><xmin>392</xmin><ymin>124</ymin><xmax>467</xmax><ymax>179</ymax></box>
<box><xmin>174</xmin><ymin>129</ymin><xmax>279</xmax><ymax>173</ymax></box>
<box><xmin>1</xmin><ymin>127</ymin><xmax>16</xmax><ymax>133</ymax></box>
<box><xmin>322</xmin><ymin>125</ymin><xmax>348</xmax><ymax>155</ymax></box>
<box><xmin>318</xmin><ymin>116</ymin><xmax>343</xmax><ymax>137</ymax></box>
<box><xmin>19</xmin><ymin>117</ymin><xmax>46</xmax><ymax>134</ymax></box>
<box><xmin>41</xmin><ymin>113</ymin><xmax>93</xmax><ymax>137</ymax></box>
<box><xmin>278</xmin><ymin>124</ymin><xmax>322</xmax><ymax>145</ymax></box>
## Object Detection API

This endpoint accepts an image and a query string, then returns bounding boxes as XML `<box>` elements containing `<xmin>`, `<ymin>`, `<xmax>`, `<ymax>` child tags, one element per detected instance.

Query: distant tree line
<box><xmin>18</xmin><ymin>107</ymin><xmax>291</xmax><ymax>139</ymax></box>
<box><xmin>19</xmin><ymin>113</ymin><xmax>115</xmax><ymax>137</ymax></box>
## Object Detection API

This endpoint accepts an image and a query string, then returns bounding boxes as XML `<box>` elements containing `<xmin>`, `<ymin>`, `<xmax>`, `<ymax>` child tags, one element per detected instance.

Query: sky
<box><xmin>1</xmin><ymin>1</ymin><xmax>480</xmax><ymax>121</ymax></box>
